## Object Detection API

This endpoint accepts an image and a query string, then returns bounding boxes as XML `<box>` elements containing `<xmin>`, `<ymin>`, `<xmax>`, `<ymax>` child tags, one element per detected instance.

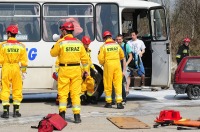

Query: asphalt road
<box><xmin>0</xmin><ymin>87</ymin><xmax>200</xmax><ymax>132</ymax></box>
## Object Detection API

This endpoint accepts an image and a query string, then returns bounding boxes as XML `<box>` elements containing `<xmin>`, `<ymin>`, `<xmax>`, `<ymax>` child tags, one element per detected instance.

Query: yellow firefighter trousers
<box><xmin>58</xmin><ymin>66</ymin><xmax>82</xmax><ymax>114</ymax></box>
<box><xmin>1</xmin><ymin>64</ymin><xmax>23</xmax><ymax>106</ymax></box>
<box><xmin>103</xmin><ymin>60</ymin><xmax>122</xmax><ymax>103</ymax></box>
<box><xmin>81</xmin><ymin>76</ymin><xmax>95</xmax><ymax>96</ymax></box>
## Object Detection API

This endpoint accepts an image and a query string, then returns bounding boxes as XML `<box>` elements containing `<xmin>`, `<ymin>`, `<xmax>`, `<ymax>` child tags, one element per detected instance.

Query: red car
<box><xmin>173</xmin><ymin>56</ymin><xmax>200</xmax><ymax>100</ymax></box>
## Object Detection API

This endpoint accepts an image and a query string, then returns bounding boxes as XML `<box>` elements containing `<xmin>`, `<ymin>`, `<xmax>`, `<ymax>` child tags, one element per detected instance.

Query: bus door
<box><xmin>149</xmin><ymin>7</ymin><xmax>171</xmax><ymax>87</ymax></box>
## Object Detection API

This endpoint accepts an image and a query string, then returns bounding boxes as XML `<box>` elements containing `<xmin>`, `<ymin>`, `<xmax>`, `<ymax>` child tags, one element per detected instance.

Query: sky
<box><xmin>150</xmin><ymin>0</ymin><xmax>177</xmax><ymax>13</ymax></box>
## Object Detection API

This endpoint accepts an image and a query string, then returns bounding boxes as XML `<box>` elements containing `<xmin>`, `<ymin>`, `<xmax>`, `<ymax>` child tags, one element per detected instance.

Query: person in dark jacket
<box><xmin>176</xmin><ymin>38</ymin><xmax>190</xmax><ymax>65</ymax></box>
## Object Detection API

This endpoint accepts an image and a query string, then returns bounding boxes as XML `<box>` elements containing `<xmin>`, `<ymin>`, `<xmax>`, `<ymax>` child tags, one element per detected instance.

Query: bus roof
<box><xmin>1</xmin><ymin>0</ymin><xmax>161</xmax><ymax>9</ymax></box>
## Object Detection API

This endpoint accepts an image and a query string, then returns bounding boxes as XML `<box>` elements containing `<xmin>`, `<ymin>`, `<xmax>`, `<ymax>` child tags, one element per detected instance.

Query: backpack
<box><xmin>31</xmin><ymin>113</ymin><xmax>67</xmax><ymax>132</ymax></box>
<box><xmin>124</xmin><ymin>43</ymin><xmax>140</xmax><ymax>70</ymax></box>
<box><xmin>38</xmin><ymin>118</ymin><xmax>54</xmax><ymax>132</ymax></box>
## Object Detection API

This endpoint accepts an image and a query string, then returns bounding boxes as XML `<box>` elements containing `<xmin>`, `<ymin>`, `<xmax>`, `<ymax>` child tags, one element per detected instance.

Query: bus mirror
<box><xmin>52</xmin><ymin>34</ymin><xmax>60</xmax><ymax>42</ymax></box>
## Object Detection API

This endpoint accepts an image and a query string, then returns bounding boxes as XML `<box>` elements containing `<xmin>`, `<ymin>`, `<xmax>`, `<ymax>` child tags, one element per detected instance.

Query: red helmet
<box><xmin>184</xmin><ymin>38</ymin><xmax>190</xmax><ymax>43</ymax></box>
<box><xmin>103</xmin><ymin>31</ymin><xmax>112</xmax><ymax>38</ymax></box>
<box><xmin>6</xmin><ymin>25</ymin><xmax>18</xmax><ymax>34</ymax></box>
<box><xmin>60</xmin><ymin>22</ymin><xmax>74</xmax><ymax>31</ymax></box>
<box><xmin>82</xmin><ymin>36</ymin><xmax>91</xmax><ymax>45</ymax></box>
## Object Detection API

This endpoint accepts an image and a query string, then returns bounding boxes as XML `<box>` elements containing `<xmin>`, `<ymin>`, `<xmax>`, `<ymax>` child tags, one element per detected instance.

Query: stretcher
<box><xmin>174</xmin><ymin>119</ymin><xmax>200</xmax><ymax>130</ymax></box>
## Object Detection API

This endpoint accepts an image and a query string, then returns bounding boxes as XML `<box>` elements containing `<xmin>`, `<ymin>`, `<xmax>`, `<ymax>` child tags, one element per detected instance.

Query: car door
<box><xmin>181</xmin><ymin>57</ymin><xmax>200</xmax><ymax>84</ymax></box>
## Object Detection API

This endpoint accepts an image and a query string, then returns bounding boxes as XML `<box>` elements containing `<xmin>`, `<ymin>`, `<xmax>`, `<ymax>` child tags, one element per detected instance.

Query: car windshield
<box><xmin>184</xmin><ymin>58</ymin><xmax>200</xmax><ymax>72</ymax></box>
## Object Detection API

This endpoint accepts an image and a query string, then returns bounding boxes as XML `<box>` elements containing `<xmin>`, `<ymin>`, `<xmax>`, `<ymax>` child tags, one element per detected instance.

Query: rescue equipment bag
<box><xmin>155</xmin><ymin>110</ymin><xmax>182</xmax><ymax>123</ymax></box>
<box><xmin>31</xmin><ymin>113</ymin><xmax>67</xmax><ymax>132</ymax></box>
<box><xmin>38</xmin><ymin>119</ymin><xmax>53</xmax><ymax>132</ymax></box>
<box><xmin>154</xmin><ymin>109</ymin><xmax>182</xmax><ymax>128</ymax></box>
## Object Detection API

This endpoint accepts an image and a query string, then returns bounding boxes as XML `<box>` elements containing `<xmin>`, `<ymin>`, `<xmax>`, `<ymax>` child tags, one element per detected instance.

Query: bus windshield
<box><xmin>43</xmin><ymin>4</ymin><xmax>94</xmax><ymax>41</ymax></box>
<box><xmin>0</xmin><ymin>3</ymin><xmax>40</xmax><ymax>42</ymax></box>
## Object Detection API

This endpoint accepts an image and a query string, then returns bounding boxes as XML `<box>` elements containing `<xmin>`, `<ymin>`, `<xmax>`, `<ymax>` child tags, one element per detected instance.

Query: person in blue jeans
<box><xmin>112</xmin><ymin>34</ymin><xmax>133</xmax><ymax>105</ymax></box>
<box><xmin>127</xmin><ymin>30</ymin><xmax>146</xmax><ymax>89</ymax></box>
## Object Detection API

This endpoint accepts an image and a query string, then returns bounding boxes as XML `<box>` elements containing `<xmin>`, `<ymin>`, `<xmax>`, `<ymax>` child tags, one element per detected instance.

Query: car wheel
<box><xmin>187</xmin><ymin>85</ymin><xmax>200</xmax><ymax>100</ymax></box>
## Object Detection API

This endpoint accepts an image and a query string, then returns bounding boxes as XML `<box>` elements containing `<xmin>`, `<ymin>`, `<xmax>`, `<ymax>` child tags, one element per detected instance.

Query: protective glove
<box><xmin>82</xmin><ymin>71</ymin><xmax>89</xmax><ymax>81</ymax></box>
<box><xmin>55</xmin><ymin>67</ymin><xmax>59</xmax><ymax>73</ymax></box>
<box><xmin>52</xmin><ymin>72</ymin><xmax>58</xmax><ymax>81</ymax></box>
<box><xmin>21</xmin><ymin>67</ymin><xmax>27</xmax><ymax>73</ymax></box>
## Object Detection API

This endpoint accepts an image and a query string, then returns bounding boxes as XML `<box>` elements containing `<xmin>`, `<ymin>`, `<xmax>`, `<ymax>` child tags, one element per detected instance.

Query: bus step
<box><xmin>130</xmin><ymin>76</ymin><xmax>151</xmax><ymax>87</ymax></box>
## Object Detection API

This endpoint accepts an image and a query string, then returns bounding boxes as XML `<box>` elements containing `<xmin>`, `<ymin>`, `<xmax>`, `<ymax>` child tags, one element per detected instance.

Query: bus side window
<box><xmin>0</xmin><ymin>23</ymin><xmax>4</xmax><ymax>40</ymax></box>
<box><xmin>84</xmin><ymin>6</ymin><xmax>94</xmax><ymax>40</ymax></box>
<box><xmin>50</xmin><ymin>23</ymin><xmax>59</xmax><ymax>36</ymax></box>
<box><xmin>86</xmin><ymin>21</ymin><xmax>93</xmax><ymax>39</ymax></box>
<box><xmin>32</xmin><ymin>19</ymin><xmax>40</xmax><ymax>41</ymax></box>
<box><xmin>25</xmin><ymin>23</ymin><xmax>33</xmax><ymax>41</ymax></box>
<box><xmin>96</xmin><ymin>4</ymin><xmax>119</xmax><ymax>41</ymax></box>
<box><xmin>100</xmin><ymin>5</ymin><xmax>113</xmax><ymax>35</ymax></box>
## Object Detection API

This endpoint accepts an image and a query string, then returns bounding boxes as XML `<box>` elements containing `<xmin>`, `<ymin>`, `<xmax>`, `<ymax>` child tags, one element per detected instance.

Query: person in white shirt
<box><xmin>126</xmin><ymin>30</ymin><xmax>146</xmax><ymax>93</ymax></box>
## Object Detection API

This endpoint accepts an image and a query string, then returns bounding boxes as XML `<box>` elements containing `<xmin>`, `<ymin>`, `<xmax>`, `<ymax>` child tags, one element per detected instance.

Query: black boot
<box><xmin>59</xmin><ymin>111</ymin><xmax>65</xmax><ymax>120</ymax></box>
<box><xmin>13</xmin><ymin>105</ymin><xmax>21</xmax><ymax>117</ymax></box>
<box><xmin>90</xmin><ymin>96</ymin><xmax>98</xmax><ymax>104</ymax></box>
<box><xmin>80</xmin><ymin>95</ymin><xmax>87</xmax><ymax>105</ymax></box>
<box><xmin>1</xmin><ymin>105</ymin><xmax>9</xmax><ymax>118</ymax></box>
<box><xmin>74</xmin><ymin>114</ymin><xmax>81</xmax><ymax>123</ymax></box>
<box><xmin>117</xmin><ymin>103</ymin><xmax>124</xmax><ymax>109</ymax></box>
<box><xmin>67</xmin><ymin>97</ymin><xmax>72</xmax><ymax>108</ymax></box>
<box><xmin>67</xmin><ymin>102</ymin><xmax>72</xmax><ymax>108</ymax></box>
<box><xmin>56</xmin><ymin>94</ymin><xmax>59</xmax><ymax>105</ymax></box>
<box><xmin>104</xmin><ymin>103</ymin><xmax>112</xmax><ymax>108</ymax></box>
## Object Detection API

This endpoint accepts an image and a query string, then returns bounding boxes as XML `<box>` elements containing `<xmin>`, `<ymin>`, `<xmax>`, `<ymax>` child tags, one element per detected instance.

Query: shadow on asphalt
<box><xmin>3</xmin><ymin>92</ymin><xmax>58</xmax><ymax>103</ymax></box>
<box><xmin>126</xmin><ymin>94</ymin><xmax>157</xmax><ymax>101</ymax></box>
<box><xmin>98</xmin><ymin>93</ymin><xmax>157</xmax><ymax>101</ymax></box>
<box><xmin>164</xmin><ymin>95</ymin><xmax>190</xmax><ymax>100</ymax></box>
<box><xmin>3</xmin><ymin>92</ymin><xmax>157</xmax><ymax>104</ymax></box>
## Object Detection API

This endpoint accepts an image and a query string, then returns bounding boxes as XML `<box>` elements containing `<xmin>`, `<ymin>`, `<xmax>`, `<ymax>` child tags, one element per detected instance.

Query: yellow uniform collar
<box><xmin>63</xmin><ymin>34</ymin><xmax>74</xmax><ymax>38</ymax></box>
<box><xmin>105</xmin><ymin>38</ymin><xmax>115</xmax><ymax>44</ymax></box>
<box><xmin>8</xmin><ymin>37</ymin><xmax>17</xmax><ymax>41</ymax></box>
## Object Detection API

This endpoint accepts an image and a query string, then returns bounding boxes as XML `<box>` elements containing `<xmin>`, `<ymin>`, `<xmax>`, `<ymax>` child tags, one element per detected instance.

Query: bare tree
<box><xmin>171</xmin><ymin>0</ymin><xmax>200</xmax><ymax>60</ymax></box>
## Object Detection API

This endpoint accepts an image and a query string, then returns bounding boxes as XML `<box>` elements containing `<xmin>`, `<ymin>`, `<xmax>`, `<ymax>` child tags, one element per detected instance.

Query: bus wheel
<box><xmin>187</xmin><ymin>85</ymin><xmax>200</xmax><ymax>100</ymax></box>
<box><xmin>90</xmin><ymin>68</ymin><xmax>104</xmax><ymax>100</ymax></box>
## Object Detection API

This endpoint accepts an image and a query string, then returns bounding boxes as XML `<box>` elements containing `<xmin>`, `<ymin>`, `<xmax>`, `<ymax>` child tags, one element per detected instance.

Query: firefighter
<box><xmin>54</xmin><ymin>52</ymin><xmax>72</xmax><ymax>108</ymax></box>
<box><xmin>98</xmin><ymin>31</ymin><xmax>124</xmax><ymax>109</ymax></box>
<box><xmin>55</xmin><ymin>36</ymin><xmax>96</xmax><ymax>106</ymax></box>
<box><xmin>176</xmin><ymin>38</ymin><xmax>190</xmax><ymax>65</ymax></box>
<box><xmin>0</xmin><ymin>25</ymin><xmax>28</xmax><ymax>118</ymax></box>
<box><xmin>80</xmin><ymin>36</ymin><xmax>96</xmax><ymax>105</ymax></box>
<box><xmin>50</xmin><ymin>22</ymin><xmax>89</xmax><ymax>123</ymax></box>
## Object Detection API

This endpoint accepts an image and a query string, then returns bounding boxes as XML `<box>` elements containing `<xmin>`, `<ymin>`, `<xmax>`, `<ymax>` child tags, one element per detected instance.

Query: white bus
<box><xmin>0</xmin><ymin>0</ymin><xmax>171</xmax><ymax>97</ymax></box>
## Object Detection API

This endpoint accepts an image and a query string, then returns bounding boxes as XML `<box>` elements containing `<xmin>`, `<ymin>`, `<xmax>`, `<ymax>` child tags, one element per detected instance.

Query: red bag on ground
<box><xmin>31</xmin><ymin>113</ymin><xmax>67</xmax><ymax>132</ymax></box>
<box><xmin>47</xmin><ymin>113</ymin><xmax>67</xmax><ymax>130</ymax></box>
<box><xmin>38</xmin><ymin>119</ymin><xmax>54</xmax><ymax>132</ymax></box>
